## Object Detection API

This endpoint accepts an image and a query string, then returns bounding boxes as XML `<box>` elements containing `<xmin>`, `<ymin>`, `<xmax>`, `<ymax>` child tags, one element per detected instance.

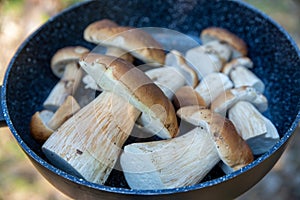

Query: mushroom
<box><xmin>177</xmin><ymin>106</ymin><xmax>254</xmax><ymax>172</ymax></box>
<box><xmin>228</xmin><ymin>101</ymin><xmax>280</xmax><ymax>155</ymax></box>
<box><xmin>165</xmin><ymin>50</ymin><xmax>199</xmax><ymax>88</ymax></box>
<box><xmin>120</xmin><ymin>126</ymin><xmax>219</xmax><ymax>189</ymax></box>
<box><xmin>185</xmin><ymin>40</ymin><xmax>232</xmax><ymax>78</ymax></box>
<box><xmin>221</xmin><ymin>57</ymin><xmax>253</xmax><ymax>75</ymax></box>
<box><xmin>30</xmin><ymin>95</ymin><xmax>80</xmax><ymax>143</ymax></box>
<box><xmin>194</xmin><ymin>72</ymin><xmax>233</xmax><ymax>106</ymax></box>
<box><xmin>43</xmin><ymin>46</ymin><xmax>89</xmax><ymax>111</ymax></box>
<box><xmin>230</xmin><ymin>66</ymin><xmax>265</xmax><ymax>93</ymax></box>
<box><xmin>84</xmin><ymin>19</ymin><xmax>165</xmax><ymax>65</ymax></box>
<box><xmin>80</xmin><ymin>53</ymin><xmax>178</xmax><ymax>139</ymax></box>
<box><xmin>200</xmin><ymin>27</ymin><xmax>248</xmax><ymax>59</ymax></box>
<box><xmin>83</xmin><ymin>19</ymin><xmax>134</xmax><ymax>63</ymax></box>
<box><xmin>211</xmin><ymin>86</ymin><xmax>268</xmax><ymax>116</ymax></box>
<box><xmin>42</xmin><ymin>54</ymin><xmax>178</xmax><ymax>184</ymax></box>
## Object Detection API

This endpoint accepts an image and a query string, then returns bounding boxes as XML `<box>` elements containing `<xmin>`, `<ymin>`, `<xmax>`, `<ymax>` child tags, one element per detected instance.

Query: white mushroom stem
<box><xmin>120</xmin><ymin>127</ymin><xmax>220</xmax><ymax>190</ymax></box>
<box><xmin>228</xmin><ymin>101</ymin><xmax>279</xmax><ymax>155</ymax></box>
<box><xmin>43</xmin><ymin>62</ymin><xmax>83</xmax><ymax>111</ymax></box>
<box><xmin>211</xmin><ymin>86</ymin><xmax>268</xmax><ymax>116</ymax></box>
<box><xmin>185</xmin><ymin>40</ymin><xmax>232</xmax><ymax>78</ymax></box>
<box><xmin>194</xmin><ymin>72</ymin><xmax>233</xmax><ymax>106</ymax></box>
<box><xmin>42</xmin><ymin>91</ymin><xmax>140</xmax><ymax>184</ymax></box>
<box><xmin>145</xmin><ymin>67</ymin><xmax>186</xmax><ymax>99</ymax></box>
<box><xmin>230</xmin><ymin>66</ymin><xmax>265</xmax><ymax>93</ymax></box>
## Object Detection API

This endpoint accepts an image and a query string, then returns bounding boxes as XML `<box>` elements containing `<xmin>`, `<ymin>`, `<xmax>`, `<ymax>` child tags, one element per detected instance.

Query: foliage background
<box><xmin>0</xmin><ymin>0</ymin><xmax>299</xmax><ymax>199</ymax></box>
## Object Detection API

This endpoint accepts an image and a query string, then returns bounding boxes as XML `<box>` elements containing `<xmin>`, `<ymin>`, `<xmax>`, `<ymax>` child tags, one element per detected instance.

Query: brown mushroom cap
<box><xmin>177</xmin><ymin>106</ymin><xmax>254</xmax><ymax>170</ymax></box>
<box><xmin>83</xmin><ymin>19</ymin><xmax>165</xmax><ymax>65</ymax></box>
<box><xmin>200</xmin><ymin>27</ymin><xmax>248</xmax><ymax>57</ymax></box>
<box><xmin>80</xmin><ymin>53</ymin><xmax>178</xmax><ymax>138</ymax></box>
<box><xmin>51</xmin><ymin>46</ymin><xmax>90</xmax><ymax>78</ymax></box>
<box><xmin>173</xmin><ymin>86</ymin><xmax>206</xmax><ymax>110</ymax></box>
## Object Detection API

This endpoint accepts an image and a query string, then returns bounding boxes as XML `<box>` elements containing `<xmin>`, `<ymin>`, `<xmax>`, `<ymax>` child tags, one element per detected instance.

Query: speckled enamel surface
<box><xmin>1</xmin><ymin>0</ymin><xmax>299</xmax><ymax>199</ymax></box>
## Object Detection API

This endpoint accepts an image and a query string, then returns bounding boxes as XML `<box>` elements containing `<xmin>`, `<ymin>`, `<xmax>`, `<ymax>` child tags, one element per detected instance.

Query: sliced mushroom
<box><xmin>228</xmin><ymin>101</ymin><xmax>280</xmax><ymax>155</ymax></box>
<box><xmin>43</xmin><ymin>46</ymin><xmax>89</xmax><ymax>111</ymax></box>
<box><xmin>84</xmin><ymin>19</ymin><xmax>165</xmax><ymax>65</ymax></box>
<box><xmin>185</xmin><ymin>40</ymin><xmax>232</xmax><ymax>78</ymax></box>
<box><xmin>194</xmin><ymin>72</ymin><xmax>233</xmax><ymax>106</ymax></box>
<box><xmin>80</xmin><ymin>53</ymin><xmax>178</xmax><ymax>139</ymax></box>
<box><xmin>83</xmin><ymin>19</ymin><xmax>134</xmax><ymax>63</ymax></box>
<box><xmin>200</xmin><ymin>27</ymin><xmax>248</xmax><ymax>58</ymax></box>
<box><xmin>222</xmin><ymin>57</ymin><xmax>253</xmax><ymax>75</ymax></box>
<box><xmin>165</xmin><ymin>50</ymin><xmax>199</xmax><ymax>87</ymax></box>
<box><xmin>42</xmin><ymin>91</ymin><xmax>141</xmax><ymax>184</ymax></box>
<box><xmin>230</xmin><ymin>66</ymin><xmax>265</xmax><ymax>93</ymax></box>
<box><xmin>30</xmin><ymin>96</ymin><xmax>80</xmax><ymax>143</ymax></box>
<box><xmin>120</xmin><ymin>126</ymin><xmax>220</xmax><ymax>189</ymax></box>
<box><xmin>211</xmin><ymin>86</ymin><xmax>268</xmax><ymax>116</ymax></box>
<box><xmin>177</xmin><ymin>106</ymin><xmax>254</xmax><ymax>171</ymax></box>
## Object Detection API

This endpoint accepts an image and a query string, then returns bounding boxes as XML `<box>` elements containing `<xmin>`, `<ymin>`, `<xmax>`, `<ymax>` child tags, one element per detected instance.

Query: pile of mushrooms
<box><xmin>30</xmin><ymin>19</ymin><xmax>280</xmax><ymax>190</ymax></box>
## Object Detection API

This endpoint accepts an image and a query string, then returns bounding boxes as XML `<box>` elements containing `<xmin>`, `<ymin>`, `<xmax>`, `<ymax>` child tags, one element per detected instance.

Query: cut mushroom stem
<box><xmin>230</xmin><ymin>66</ymin><xmax>265</xmax><ymax>93</ymax></box>
<box><xmin>120</xmin><ymin>127</ymin><xmax>220</xmax><ymax>190</ymax></box>
<box><xmin>177</xmin><ymin>106</ymin><xmax>254</xmax><ymax>171</ymax></box>
<box><xmin>185</xmin><ymin>40</ymin><xmax>231</xmax><ymax>78</ymax></box>
<box><xmin>42</xmin><ymin>91</ymin><xmax>140</xmax><ymax>184</ymax></box>
<box><xmin>228</xmin><ymin>101</ymin><xmax>280</xmax><ymax>155</ymax></box>
<box><xmin>211</xmin><ymin>86</ymin><xmax>268</xmax><ymax>116</ymax></box>
<box><xmin>195</xmin><ymin>72</ymin><xmax>233</xmax><ymax>106</ymax></box>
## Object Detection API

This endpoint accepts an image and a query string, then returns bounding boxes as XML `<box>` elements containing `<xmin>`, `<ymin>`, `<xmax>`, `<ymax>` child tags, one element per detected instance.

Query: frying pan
<box><xmin>1</xmin><ymin>0</ymin><xmax>299</xmax><ymax>199</ymax></box>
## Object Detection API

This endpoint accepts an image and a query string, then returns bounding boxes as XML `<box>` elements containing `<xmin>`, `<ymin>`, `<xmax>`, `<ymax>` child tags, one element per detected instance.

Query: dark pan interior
<box><xmin>4</xmin><ymin>0</ymin><xmax>300</xmax><ymax>188</ymax></box>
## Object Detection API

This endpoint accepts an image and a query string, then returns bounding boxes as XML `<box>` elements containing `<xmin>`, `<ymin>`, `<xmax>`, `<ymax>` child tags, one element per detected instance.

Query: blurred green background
<box><xmin>0</xmin><ymin>0</ymin><xmax>299</xmax><ymax>199</ymax></box>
